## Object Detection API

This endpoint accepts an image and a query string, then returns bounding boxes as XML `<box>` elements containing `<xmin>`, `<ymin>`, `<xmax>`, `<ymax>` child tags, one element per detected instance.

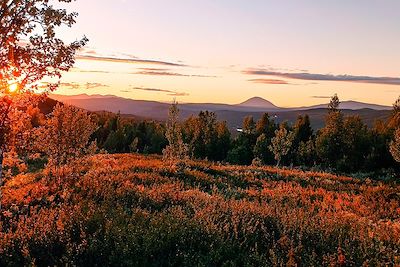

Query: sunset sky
<box><xmin>55</xmin><ymin>0</ymin><xmax>400</xmax><ymax>107</ymax></box>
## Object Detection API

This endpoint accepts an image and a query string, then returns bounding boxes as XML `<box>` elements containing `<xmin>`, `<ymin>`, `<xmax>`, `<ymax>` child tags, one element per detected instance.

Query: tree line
<box><xmin>165</xmin><ymin>95</ymin><xmax>399</xmax><ymax>176</ymax></box>
<box><xmin>91</xmin><ymin>95</ymin><xmax>400</xmax><ymax>175</ymax></box>
<box><xmin>1</xmin><ymin>94</ymin><xmax>398</xmax><ymax>183</ymax></box>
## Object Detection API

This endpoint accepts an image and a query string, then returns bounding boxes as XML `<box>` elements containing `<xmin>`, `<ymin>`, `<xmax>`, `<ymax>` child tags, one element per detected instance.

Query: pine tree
<box><xmin>328</xmin><ymin>93</ymin><xmax>340</xmax><ymax>112</ymax></box>
<box><xmin>256</xmin><ymin>113</ymin><xmax>277</xmax><ymax>138</ymax></box>
<box><xmin>316</xmin><ymin>94</ymin><xmax>345</xmax><ymax>168</ymax></box>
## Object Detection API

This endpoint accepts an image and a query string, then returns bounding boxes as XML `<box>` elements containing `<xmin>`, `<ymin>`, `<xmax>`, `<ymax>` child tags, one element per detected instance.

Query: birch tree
<box><xmin>269</xmin><ymin>125</ymin><xmax>295</xmax><ymax>167</ymax></box>
<box><xmin>163</xmin><ymin>100</ymin><xmax>189</xmax><ymax>166</ymax></box>
<box><xmin>0</xmin><ymin>0</ymin><xmax>87</xmax><ymax>210</ymax></box>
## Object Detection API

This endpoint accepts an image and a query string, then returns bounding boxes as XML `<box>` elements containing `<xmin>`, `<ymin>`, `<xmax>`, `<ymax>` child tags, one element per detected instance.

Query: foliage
<box><xmin>0</xmin><ymin>0</ymin><xmax>86</xmax><ymax>209</ymax></box>
<box><xmin>92</xmin><ymin>112</ymin><xmax>167</xmax><ymax>154</ymax></box>
<box><xmin>0</xmin><ymin>0</ymin><xmax>87</xmax><ymax>93</ymax></box>
<box><xmin>253</xmin><ymin>134</ymin><xmax>270</xmax><ymax>164</ymax></box>
<box><xmin>390</xmin><ymin>128</ymin><xmax>400</xmax><ymax>163</ymax></box>
<box><xmin>0</xmin><ymin>0</ymin><xmax>87</xmax><ymax>151</ymax></box>
<box><xmin>340</xmin><ymin>116</ymin><xmax>370</xmax><ymax>172</ymax></box>
<box><xmin>297</xmin><ymin>138</ymin><xmax>316</xmax><ymax>166</ymax></box>
<box><xmin>393</xmin><ymin>95</ymin><xmax>400</xmax><ymax>114</ymax></box>
<box><xmin>256</xmin><ymin>113</ymin><xmax>277</xmax><ymax>137</ymax></box>
<box><xmin>183</xmin><ymin>111</ymin><xmax>230</xmax><ymax>161</ymax></box>
<box><xmin>293</xmin><ymin>115</ymin><xmax>313</xmax><ymax>146</ymax></box>
<box><xmin>316</xmin><ymin>110</ymin><xmax>345</xmax><ymax>167</ymax></box>
<box><xmin>227</xmin><ymin>135</ymin><xmax>254</xmax><ymax>165</ymax></box>
<box><xmin>0</xmin><ymin>153</ymin><xmax>399</xmax><ymax>266</ymax></box>
<box><xmin>269</xmin><ymin>125</ymin><xmax>295</xmax><ymax>166</ymax></box>
<box><xmin>163</xmin><ymin>101</ymin><xmax>189</xmax><ymax>165</ymax></box>
<box><xmin>35</xmin><ymin>104</ymin><xmax>97</xmax><ymax>169</ymax></box>
<box><xmin>252</xmin><ymin>113</ymin><xmax>277</xmax><ymax>165</ymax></box>
<box><xmin>227</xmin><ymin>116</ymin><xmax>258</xmax><ymax>165</ymax></box>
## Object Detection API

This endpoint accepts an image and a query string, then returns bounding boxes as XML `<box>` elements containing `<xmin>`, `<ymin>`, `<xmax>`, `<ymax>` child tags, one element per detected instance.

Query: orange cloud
<box><xmin>130</xmin><ymin>86</ymin><xmax>189</xmax><ymax>96</ymax></box>
<box><xmin>77</xmin><ymin>55</ymin><xmax>187</xmax><ymax>67</ymax></box>
<box><xmin>248</xmin><ymin>79</ymin><xmax>290</xmax><ymax>85</ymax></box>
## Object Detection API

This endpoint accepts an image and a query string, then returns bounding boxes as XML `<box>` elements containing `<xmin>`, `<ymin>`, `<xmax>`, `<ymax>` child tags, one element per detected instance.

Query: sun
<box><xmin>8</xmin><ymin>83</ymin><xmax>18</xmax><ymax>93</ymax></box>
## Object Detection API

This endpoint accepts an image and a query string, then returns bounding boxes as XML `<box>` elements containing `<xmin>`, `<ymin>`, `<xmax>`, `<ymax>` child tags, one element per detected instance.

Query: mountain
<box><xmin>49</xmin><ymin>94</ymin><xmax>170</xmax><ymax>120</ymax></box>
<box><xmin>50</xmin><ymin>94</ymin><xmax>116</xmax><ymax>101</ymax></box>
<box><xmin>304</xmin><ymin>100</ymin><xmax>392</xmax><ymax>111</ymax></box>
<box><xmin>238</xmin><ymin>97</ymin><xmax>278</xmax><ymax>109</ymax></box>
<box><xmin>48</xmin><ymin>94</ymin><xmax>282</xmax><ymax>120</ymax></box>
<box><xmin>49</xmin><ymin>94</ymin><xmax>392</xmax><ymax>130</ymax></box>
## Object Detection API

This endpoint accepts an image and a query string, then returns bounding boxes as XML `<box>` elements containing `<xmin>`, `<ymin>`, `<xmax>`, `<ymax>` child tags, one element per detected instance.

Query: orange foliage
<box><xmin>0</xmin><ymin>153</ymin><xmax>399</xmax><ymax>266</ymax></box>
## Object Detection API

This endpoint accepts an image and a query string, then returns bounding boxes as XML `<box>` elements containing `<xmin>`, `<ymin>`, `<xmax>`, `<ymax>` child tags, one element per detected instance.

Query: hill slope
<box><xmin>1</xmin><ymin>154</ymin><xmax>399</xmax><ymax>266</ymax></box>
<box><xmin>306</xmin><ymin>100</ymin><xmax>392</xmax><ymax>110</ymax></box>
<box><xmin>49</xmin><ymin>94</ymin><xmax>392</xmax><ymax>130</ymax></box>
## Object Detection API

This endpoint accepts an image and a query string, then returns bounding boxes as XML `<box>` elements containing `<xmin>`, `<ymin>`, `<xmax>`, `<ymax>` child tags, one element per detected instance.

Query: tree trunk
<box><xmin>0</xmin><ymin>148</ymin><xmax>3</xmax><ymax>211</ymax></box>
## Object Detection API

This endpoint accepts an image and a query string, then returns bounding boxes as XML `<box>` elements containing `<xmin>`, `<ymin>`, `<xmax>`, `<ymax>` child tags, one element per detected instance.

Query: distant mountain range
<box><xmin>49</xmin><ymin>94</ymin><xmax>392</xmax><ymax>130</ymax></box>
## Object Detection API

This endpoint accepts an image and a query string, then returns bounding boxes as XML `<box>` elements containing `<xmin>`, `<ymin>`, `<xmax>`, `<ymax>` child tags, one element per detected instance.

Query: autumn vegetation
<box><xmin>0</xmin><ymin>95</ymin><xmax>398</xmax><ymax>266</ymax></box>
<box><xmin>0</xmin><ymin>0</ymin><xmax>399</xmax><ymax>266</ymax></box>
<box><xmin>90</xmin><ymin>94</ymin><xmax>400</xmax><ymax>177</ymax></box>
<box><xmin>0</xmin><ymin>153</ymin><xmax>399</xmax><ymax>266</ymax></box>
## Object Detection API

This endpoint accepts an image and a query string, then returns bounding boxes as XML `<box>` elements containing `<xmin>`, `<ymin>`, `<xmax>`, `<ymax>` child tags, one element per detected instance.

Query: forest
<box><xmin>89</xmin><ymin>94</ymin><xmax>400</xmax><ymax>177</ymax></box>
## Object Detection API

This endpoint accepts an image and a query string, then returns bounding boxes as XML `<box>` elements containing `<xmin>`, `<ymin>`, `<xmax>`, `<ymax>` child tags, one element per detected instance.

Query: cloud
<box><xmin>60</xmin><ymin>82</ymin><xmax>81</xmax><ymax>90</ymax></box>
<box><xmin>60</xmin><ymin>82</ymin><xmax>109</xmax><ymax>90</ymax></box>
<box><xmin>169</xmin><ymin>92</ymin><xmax>189</xmax><ymax>96</ymax></box>
<box><xmin>134</xmin><ymin>70</ymin><xmax>217</xmax><ymax>78</ymax></box>
<box><xmin>85</xmin><ymin>83</ymin><xmax>110</xmax><ymax>89</ymax></box>
<box><xmin>77</xmin><ymin>55</ymin><xmax>187</xmax><ymax>67</ymax></box>
<box><xmin>82</xmin><ymin>49</ymin><xmax>98</xmax><ymax>55</ymax></box>
<box><xmin>71</xmin><ymin>68</ymin><xmax>111</xmax><ymax>74</ymax></box>
<box><xmin>248</xmin><ymin>79</ymin><xmax>290</xmax><ymax>85</ymax></box>
<box><xmin>243</xmin><ymin>68</ymin><xmax>400</xmax><ymax>86</ymax></box>
<box><xmin>70</xmin><ymin>67</ymin><xmax>217</xmax><ymax>78</ymax></box>
<box><xmin>138</xmin><ymin>68</ymin><xmax>170</xmax><ymax>72</ymax></box>
<box><xmin>135</xmin><ymin>71</ymin><xmax>188</xmax><ymax>76</ymax></box>
<box><xmin>132</xmin><ymin>86</ymin><xmax>173</xmax><ymax>93</ymax></box>
<box><xmin>131</xmin><ymin>86</ymin><xmax>189</xmax><ymax>96</ymax></box>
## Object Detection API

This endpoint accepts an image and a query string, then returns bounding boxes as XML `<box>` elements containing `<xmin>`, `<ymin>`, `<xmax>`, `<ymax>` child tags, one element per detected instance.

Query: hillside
<box><xmin>306</xmin><ymin>101</ymin><xmax>393</xmax><ymax>111</ymax></box>
<box><xmin>1</xmin><ymin>154</ymin><xmax>399</xmax><ymax>266</ymax></box>
<box><xmin>49</xmin><ymin>94</ymin><xmax>392</xmax><ymax>130</ymax></box>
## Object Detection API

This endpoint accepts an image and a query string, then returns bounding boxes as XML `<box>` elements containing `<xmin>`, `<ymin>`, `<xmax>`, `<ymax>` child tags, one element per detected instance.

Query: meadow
<box><xmin>1</xmin><ymin>153</ymin><xmax>399</xmax><ymax>266</ymax></box>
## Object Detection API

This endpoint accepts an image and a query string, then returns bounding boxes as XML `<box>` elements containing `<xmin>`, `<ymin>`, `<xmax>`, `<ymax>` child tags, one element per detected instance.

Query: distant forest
<box><xmin>89</xmin><ymin>94</ymin><xmax>400</xmax><ymax>177</ymax></box>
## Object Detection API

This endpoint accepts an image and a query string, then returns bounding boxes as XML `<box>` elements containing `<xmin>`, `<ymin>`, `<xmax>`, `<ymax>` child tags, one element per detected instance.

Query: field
<box><xmin>1</xmin><ymin>154</ymin><xmax>399</xmax><ymax>266</ymax></box>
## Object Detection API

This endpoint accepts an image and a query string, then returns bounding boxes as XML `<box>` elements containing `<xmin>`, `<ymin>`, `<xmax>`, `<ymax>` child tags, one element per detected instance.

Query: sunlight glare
<box><xmin>8</xmin><ymin>83</ymin><xmax>18</xmax><ymax>93</ymax></box>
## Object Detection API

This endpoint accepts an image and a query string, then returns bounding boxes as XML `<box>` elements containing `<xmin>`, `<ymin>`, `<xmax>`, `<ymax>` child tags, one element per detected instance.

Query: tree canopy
<box><xmin>0</xmin><ymin>0</ymin><xmax>87</xmax><ymax>94</ymax></box>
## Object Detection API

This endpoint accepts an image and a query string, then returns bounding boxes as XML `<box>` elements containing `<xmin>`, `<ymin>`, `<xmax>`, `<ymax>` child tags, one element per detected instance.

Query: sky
<box><xmin>55</xmin><ymin>0</ymin><xmax>400</xmax><ymax>107</ymax></box>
